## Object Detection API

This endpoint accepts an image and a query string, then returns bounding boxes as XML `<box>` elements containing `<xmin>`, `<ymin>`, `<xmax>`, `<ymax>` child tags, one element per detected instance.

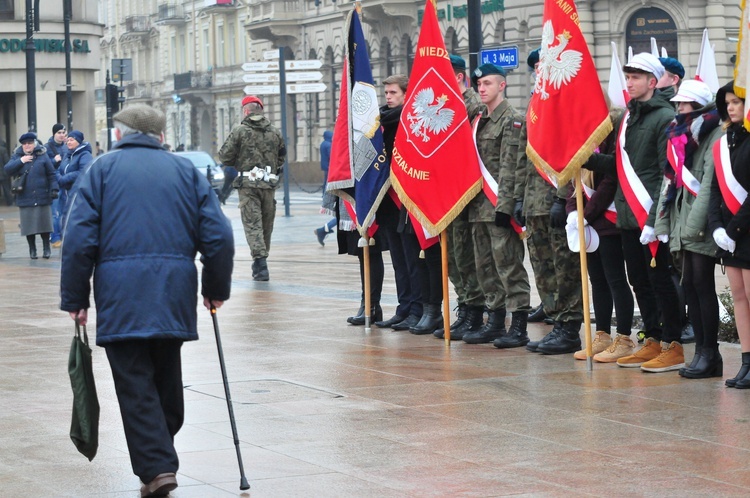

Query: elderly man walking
<box><xmin>219</xmin><ymin>95</ymin><xmax>286</xmax><ymax>281</ymax></box>
<box><xmin>60</xmin><ymin>104</ymin><xmax>234</xmax><ymax>497</ymax></box>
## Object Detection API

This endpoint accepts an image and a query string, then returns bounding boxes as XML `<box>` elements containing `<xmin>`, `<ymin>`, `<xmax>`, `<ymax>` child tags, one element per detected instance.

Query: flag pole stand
<box><xmin>363</xmin><ymin>238</ymin><xmax>372</xmax><ymax>331</ymax></box>
<box><xmin>575</xmin><ymin>178</ymin><xmax>594</xmax><ymax>372</ymax></box>
<box><xmin>440</xmin><ymin>231</ymin><xmax>450</xmax><ymax>345</ymax></box>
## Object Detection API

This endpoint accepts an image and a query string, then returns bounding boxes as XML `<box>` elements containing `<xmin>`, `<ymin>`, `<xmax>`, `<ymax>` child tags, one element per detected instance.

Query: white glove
<box><xmin>656</xmin><ymin>233</ymin><xmax>669</xmax><ymax>243</ymax></box>
<box><xmin>713</xmin><ymin>228</ymin><xmax>737</xmax><ymax>253</ymax></box>
<box><xmin>639</xmin><ymin>225</ymin><xmax>657</xmax><ymax>245</ymax></box>
<box><xmin>566</xmin><ymin>211</ymin><xmax>588</xmax><ymax>229</ymax></box>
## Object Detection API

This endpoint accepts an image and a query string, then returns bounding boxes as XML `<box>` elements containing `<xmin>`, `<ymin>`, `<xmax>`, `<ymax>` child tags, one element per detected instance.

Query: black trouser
<box><xmin>588</xmin><ymin>234</ymin><xmax>634</xmax><ymax>335</ymax></box>
<box><xmin>419</xmin><ymin>243</ymin><xmax>443</xmax><ymax>306</ymax></box>
<box><xmin>681</xmin><ymin>250</ymin><xmax>719</xmax><ymax>348</ymax></box>
<box><xmin>357</xmin><ymin>244</ymin><xmax>384</xmax><ymax>305</ymax></box>
<box><xmin>381</xmin><ymin>223</ymin><xmax>422</xmax><ymax>317</ymax></box>
<box><xmin>621</xmin><ymin>229</ymin><xmax>681</xmax><ymax>343</ymax></box>
<box><xmin>105</xmin><ymin>339</ymin><xmax>184</xmax><ymax>483</ymax></box>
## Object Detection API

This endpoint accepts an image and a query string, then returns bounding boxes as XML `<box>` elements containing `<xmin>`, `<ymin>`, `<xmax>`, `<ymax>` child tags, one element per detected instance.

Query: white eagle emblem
<box><xmin>406</xmin><ymin>88</ymin><xmax>455</xmax><ymax>142</ymax></box>
<box><xmin>534</xmin><ymin>20</ymin><xmax>583</xmax><ymax>100</ymax></box>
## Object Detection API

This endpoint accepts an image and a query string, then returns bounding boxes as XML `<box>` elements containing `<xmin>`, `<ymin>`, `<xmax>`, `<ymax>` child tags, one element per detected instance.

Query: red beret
<box><xmin>241</xmin><ymin>95</ymin><xmax>263</xmax><ymax>109</ymax></box>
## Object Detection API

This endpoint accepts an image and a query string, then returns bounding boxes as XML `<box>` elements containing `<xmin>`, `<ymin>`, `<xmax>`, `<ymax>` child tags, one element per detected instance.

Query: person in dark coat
<box><xmin>57</xmin><ymin>130</ymin><xmax>93</xmax><ymax>235</ymax></box>
<box><xmin>47</xmin><ymin>123</ymin><xmax>68</xmax><ymax>246</ymax></box>
<box><xmin>0</xmin><ymin>138</ymin><xmax>11</xmax><ymax>205</ymax></box>
<box><xmin>708</xmin><ymin>81</ymin><xmax>750</xmax><ymax>388</ymax></box>
<box><xmin>59</xmin><ymin>105</ymin><xmax>234</xmax><ymax>496</ymax></box>
<box><xmin>3</xmin><ymin>132</ymin><xmax>58</xmax><ymax>259</ymax></box>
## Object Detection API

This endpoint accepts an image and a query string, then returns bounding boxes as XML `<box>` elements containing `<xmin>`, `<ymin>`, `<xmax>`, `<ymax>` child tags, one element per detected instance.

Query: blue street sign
<box><xmin>479</xmin><ymin>46</ymin><xmax>520</xmax><ymax>69</ymax></box>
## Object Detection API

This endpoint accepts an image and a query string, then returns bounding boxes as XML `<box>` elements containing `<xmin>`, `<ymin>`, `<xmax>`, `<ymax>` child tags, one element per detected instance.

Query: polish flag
<box><xmin>695</xmin><ymin>29</ymin><xmax>720</xmax><ymax>94</ymax></box>
<box><xmin>608</xmin><ymin>42</ymin><xmax>630</xmax><ymax>108</ymax></box>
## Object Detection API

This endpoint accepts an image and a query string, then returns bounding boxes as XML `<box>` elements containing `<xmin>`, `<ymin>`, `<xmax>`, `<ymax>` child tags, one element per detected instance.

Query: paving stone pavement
<box><xmin>0</xmin><ymin>188</ymin><xmax>748</xmax><ymax>497</ymax></box>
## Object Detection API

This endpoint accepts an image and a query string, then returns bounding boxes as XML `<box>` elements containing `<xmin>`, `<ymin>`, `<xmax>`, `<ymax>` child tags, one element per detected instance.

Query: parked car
<box><xmin>174</xmin><ymin>151</ymin><xmax>225</xmax><ymax>197</ymax></box>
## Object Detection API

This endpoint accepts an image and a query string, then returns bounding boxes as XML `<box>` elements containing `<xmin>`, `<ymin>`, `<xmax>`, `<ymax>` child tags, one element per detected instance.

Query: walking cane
<box><xmin>210</xmin><ymin>305</ymin><xmax>250</xmax><ymax>490</ymax></box>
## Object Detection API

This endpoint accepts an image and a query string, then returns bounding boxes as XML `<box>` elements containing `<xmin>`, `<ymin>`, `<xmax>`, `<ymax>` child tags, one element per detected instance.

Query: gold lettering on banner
<box><xmin>392</xmin><ymin>147</ymin><xmax>431</xmax><ymax>180</ymax></box>
<box><xmin>556</xmin><ymin>0</ymin><xmax>573</xmax><ymax>15</ymax></box>
<box><xmin>417</xmin><ymin>46</ymin><xmax>450</xmax><ymax>60</ymax></box>
<box><xmin>529</xmin><ymin>108</ymin><xmax>539</xmax><ymax>125</ymax></box>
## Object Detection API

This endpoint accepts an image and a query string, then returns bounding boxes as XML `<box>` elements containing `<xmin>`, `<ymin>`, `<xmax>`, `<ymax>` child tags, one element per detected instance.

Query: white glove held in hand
<box><xmin>639</xmin><ymin>225</ymin><xmax>657</xmax><ymax>245</ymax></box>
<box><xmin>566</xmin><ymin>211</ymin><xmax>587</xmax><ymax>229</ymax></box>
<box><xmin>656</xmin><ymin>234</ymin><xmax>669</xmax><ymax>244</ymax></box>
<box><xmin>713</xmin><ymin>228</ymin><xmax>736</xmax><ymax>253</ymax></box>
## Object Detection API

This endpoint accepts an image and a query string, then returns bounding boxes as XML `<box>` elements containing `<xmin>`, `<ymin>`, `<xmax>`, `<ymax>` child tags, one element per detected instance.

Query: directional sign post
<box><xmin>479</xmin><ymin>45</ymin><xmax>520</xmax><ymax>69</ymax></box>
<box><xmin>287</xmin><ymin>83</ymin><xmax>327</xmax><ymax>94</ymax></box>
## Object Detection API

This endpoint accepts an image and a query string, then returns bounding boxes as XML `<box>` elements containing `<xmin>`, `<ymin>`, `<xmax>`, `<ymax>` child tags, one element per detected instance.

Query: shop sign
<box><xmin>0</xmin><ymin>38</ymin><xmax>91</xmax><ymax>54</ymax></box>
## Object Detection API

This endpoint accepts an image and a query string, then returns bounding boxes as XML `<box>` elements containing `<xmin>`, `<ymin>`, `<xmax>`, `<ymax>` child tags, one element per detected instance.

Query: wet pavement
<box><xmin>1</xmin><ymin>188</ymin><xmax>748</xmax><ymax>497</ymax></box>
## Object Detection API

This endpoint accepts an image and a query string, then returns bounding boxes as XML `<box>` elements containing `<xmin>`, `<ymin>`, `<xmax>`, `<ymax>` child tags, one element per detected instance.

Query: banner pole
<box><xmin>363</xmin><ymin>238</ymin><xmax>371</xmax><ymax>331</ymax></box>
<box><xmin>575</xmin><ymin>177</ymin><xmax>593</xmax><ymax>372</ymax></box>
<box><xmin>441</xmin><ymin>230</ymin><xmax>450</xmax><ymax>344</ymax></box>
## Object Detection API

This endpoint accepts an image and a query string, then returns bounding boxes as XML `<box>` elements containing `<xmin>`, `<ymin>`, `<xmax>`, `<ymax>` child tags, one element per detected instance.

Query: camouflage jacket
<box><xmin>218</xmin><ymin>113</ymin><xmax>286</xmax><ymax>190</ymax></box>
<box><xmin>521</xmin><ymin>119</ymin><xmax>559</xmax><ymax>217</ymax></box>
<box><xmin>468</xmin><ymin>99</ymin><xmax>527</xmax><ymax>222</ymax></box>
<box><xmin>463</xmin><ymin>87</ymin><xmax>483</xmax><ymax>122</ymax></box>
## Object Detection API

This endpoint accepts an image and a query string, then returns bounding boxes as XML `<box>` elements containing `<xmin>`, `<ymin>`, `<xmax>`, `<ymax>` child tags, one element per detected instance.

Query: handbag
<box><xmin>68</xmin><ymin>320</ymin><xmax>99</xmax><ymax>461</ymax></box>
<box><xmin>11</xmin><ymin>169</ymin><xmax>27</xmax><ymax>193</ymax></box>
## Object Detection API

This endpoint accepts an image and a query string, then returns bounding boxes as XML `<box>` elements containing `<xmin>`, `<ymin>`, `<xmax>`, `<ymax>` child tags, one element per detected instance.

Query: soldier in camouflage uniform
<box><xmin>434</xmin><ymin>54</ymin><xmax>486</xmax><ymax>341</ymax></box>
<box><xmin>463</xmin><ymin>63</ymin><xmax>531</xmax><ymax>345</ymax></box>
<box><xmin>520</xmin><ymin>51</ymin><xmax>583</xmax><ymax>355</ymax></box>
<box><xmin>218</xmin><ymin>95</ymin><xmax>286</xmax><ymax>281</ymax></box>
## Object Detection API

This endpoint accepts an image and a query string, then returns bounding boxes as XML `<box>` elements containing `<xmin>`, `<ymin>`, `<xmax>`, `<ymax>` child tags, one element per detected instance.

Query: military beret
<box><xmin>113</xmin><ymin>105</ymin><xmax>167</xmax><ymax>136</ymax></box>
<box><xmin>527</xmin><ymin>48</ymin><xmax>540</xmax><ymax>69</ymax></box>
<box><xmin>242</xmin><ymin>95</ymin><xmax>264</xmax><ymax>109</ymax></box>
<box><xmin>472</xmin><ymin>63</ymin><xmax>506</xmax><ymax>84</ymax></box>
<box><xmin>658</xmin><ymin>57</ymin><xmax>685</xmax><ymax>79</ymax></box>
<box><xmin>450</xmin><ymin>54</ymin><xmax>466</xmax><ymax>70</ymax></box>
<box><xmin>19</xmin><ymin>132</ymin><xmax>36</xmax><ymax>144</ymax></box>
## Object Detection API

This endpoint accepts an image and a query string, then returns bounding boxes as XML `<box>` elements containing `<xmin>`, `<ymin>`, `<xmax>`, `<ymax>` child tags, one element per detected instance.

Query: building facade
<box><xmin>96</xmin><ymin>0</ymin><xmax>739</xmax><ymax>162</ymax></box>
<box><xmin>0</xmin><ymin>0</ymin><xmax>102</xmax><ymax>147</ymax></box>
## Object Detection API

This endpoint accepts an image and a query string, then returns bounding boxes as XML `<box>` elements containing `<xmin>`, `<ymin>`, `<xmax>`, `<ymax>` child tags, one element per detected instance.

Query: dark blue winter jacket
<box><xmin>4</xmin><ymin>143</ymin><xmax>58</xmax><ymax>207</ymax></box>
<box><xmin>46</xmin><ymin>136</ymin><xmax>68</xmax><ymax>170</ymax></box>
<box><xmin>57</xmin><ymin>141</ymin><xmax>93</xmax><ymax>211</ymax></box>
<box><xmin>59</xmin><ymin>133</ymin><xmax>235</xmax><ymax>346</ymax></box>
<box><xmin>320</xmin><ymin>130</ymin><xmax>332</xmax><ymax>172</ymax></box>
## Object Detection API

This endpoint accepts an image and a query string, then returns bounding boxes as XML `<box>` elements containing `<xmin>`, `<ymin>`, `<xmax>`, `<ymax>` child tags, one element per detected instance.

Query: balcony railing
<box><xmin>125</xmin><ymin>15</ymin><xmax>150</xmax><ymax>33</ymax></box>
<box><xmin>157</xmin><ymin>3</ymin><xmax>185</xmax><ymax>24</ymax></box>
<box><xmin>174</xmin><ymin>71</ymin><xmax>212</xmax><ymax>92</ymax></box>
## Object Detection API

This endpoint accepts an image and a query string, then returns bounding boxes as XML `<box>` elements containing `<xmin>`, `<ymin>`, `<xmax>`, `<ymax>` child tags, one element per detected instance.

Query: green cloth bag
<box><xmin>68</xmin><ymin>322</ymin><xmax>99</xmax><ymax>461</ymax></box>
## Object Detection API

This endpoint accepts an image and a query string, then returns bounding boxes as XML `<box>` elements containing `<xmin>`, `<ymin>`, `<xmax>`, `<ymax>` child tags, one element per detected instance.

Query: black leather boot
<box><xmin>27</xmin><ymin>235</ymin><xmax>37</xmax><ymax>260</ymax></box>
<box><xmin>528</xmin><ymin>304</ymin><xmax>548</xmax><ymax>323</ymax></box>
<box><xmin>349</xmin><ymin>304</ymin><xmax>383</xmax><ymax>326</ymax></box>
<box><xmin>537</xmin><ymin>321</ymin><xmax>582</xmax><ymax>355</ymax></box>
<box><xmin>410</xmin><ymin>304</ymin><xmax>444</xmax><ymax>335</ymax></box>
<box><xmin>437</xmin><ymin>305</ymin><xmax>483</xmax><ymax>340</ymax></box>
<box><xmin>463</xmin><ymin>308</ymin><xmax>506</xmax><ymax>344</ymax></box>
<box><xmin>526</xmin><ymin>321</ymin><xmax>562</xmax><ymax>352</ymax></box>
<box><xmin>433</xmin><ymin>304</ymin><xmax>467</xmax><ymax>339</ymax></box>
<box><xmin>347</xmin><ymin>303</ymin><xmax>365</xmax><ymax>324</ymax></box>
<box><xmin>682</xmin><ymin>346</ymin><xmax>722</xmax><ymax>379</ymax></box>
<box><xmin>254</xmin><ymin>257</ymin><xmax>269</xmax><ymax>281</ymax></box>
<box><xmin>728</xmin><ymin>352</ymin><xmax>750</xmax><ymax>388</ymax></box>
<box><xmin>679</xmin><ymin>345</ymin><xmax>702</xmax><ymax>377</ymax></box>
<box><xmin>42</xmin><ymin>234</ymin><xmax>51</xmax><ymax>259</ymax></box>
<box><xmin>494</xmin><ymin>311</ymin><xmax>529</xmax><ymax>349</ymax></box>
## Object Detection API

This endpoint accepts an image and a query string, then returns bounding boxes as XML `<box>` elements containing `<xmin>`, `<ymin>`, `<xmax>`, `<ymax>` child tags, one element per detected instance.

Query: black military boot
<box><xmin>433</xmin><ymin>304</ymin><xmax>467</xmax><ymax>339</ymax></box>
<box><xmin>493</xmin><ymin>311</ymin><xmax>529</xmax><ymax>349</ymax></box>
<box><xmin>410</xmin><ymin>304</ymin><xmax>444</xmax><ymax>335</ymax></box>
<box><xmin>528</xmin><ymin>304</ymin><xmax>548</xmax><ymax>323</ymax></box>
<box><xmin>254</xmin><ymin>257</ymin><xmax>270</xmax><ymax>281</ymax></box>
<box><xmin>437</xmin><ymin>305</ymin><xmax>483</xmax><ymax>341</ymax></box>
<box><xmin>682</xmin><ymin>346</ymin><xmax>722</xmax><ymax>379</ymax></box>
<box><xmin>537</xmin><ymin>320</ymin><xmax>582</xmax><ymax>355</ymax></box>
<box><xmin>526</xmin><ymin>321</ymin><xmax>562</xmax><ymax>352</ymax></box>
<box><xmin>727</xmin><ymin>352</ymin><xmax>750</xmax><ymax>388</ymax></box>
<box><xmin>463</xmin><ymin>308</ymin><xmax>506</xmax><ymax>344</ymax></box>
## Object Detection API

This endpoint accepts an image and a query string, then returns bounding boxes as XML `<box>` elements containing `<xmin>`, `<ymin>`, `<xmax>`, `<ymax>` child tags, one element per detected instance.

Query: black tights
<box><xmin>681</xmin><ymin>251</ymin><xmax>719</xmax><ymax>348</ymax></box>
<box><xmin>26</xmin><ymin>233</ymin><xmax>50</xmax><ymax>250</ymax></box>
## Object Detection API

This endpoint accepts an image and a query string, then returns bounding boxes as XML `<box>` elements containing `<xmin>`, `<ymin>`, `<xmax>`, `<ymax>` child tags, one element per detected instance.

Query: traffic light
<box><xmin>106</xmin><ymin>83</ymin><xmax>126</xmax><ymax>112</ymax></box>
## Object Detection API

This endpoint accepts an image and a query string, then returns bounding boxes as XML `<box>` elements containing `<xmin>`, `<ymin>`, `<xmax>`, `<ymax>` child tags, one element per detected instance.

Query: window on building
<box><xmin>203</xmin><ymin>27</ymin><xmax>210</xmax><ymax>68</ymax></box>
<box><xmin>0</xmin><ymin>0</ymin><xmax>13</xmax><ymax>20</ymax></box>
<box><xmin>228</xmin><ymin>23</ymin><xmax>236</xmax><ymax>65</ymax></box>
<box><xmin>171</xmin><ymin>36</ymin><xmax>177</xmax><ymax>73</ymax></box>
<box><xmin>179</xmin><ymin>34</ymin><xmax>187</xmax><ymax>73</ymax></box>
<box><xmin>218</xmin><ymin>25</ymin><xmax>226</xmax><ymax>67</ymax></box>
<box><xmin>219</xmin><ymin>108</ymin><xmax>225</xmax><ymax>144</ymax></box>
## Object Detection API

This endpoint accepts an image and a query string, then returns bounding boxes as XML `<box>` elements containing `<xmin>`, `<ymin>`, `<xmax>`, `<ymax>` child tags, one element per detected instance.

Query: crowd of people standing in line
<box><xmin>317</xmin><ymin>51</ymin><xmax>750</xmax><ymax>388</ymax></box>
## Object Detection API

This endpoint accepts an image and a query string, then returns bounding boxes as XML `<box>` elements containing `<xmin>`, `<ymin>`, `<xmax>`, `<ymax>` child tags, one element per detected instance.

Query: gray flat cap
<box><xmin>113</xmin><ymin>105</ymin><xmax>166</xmax><ymax>136</ymax></box>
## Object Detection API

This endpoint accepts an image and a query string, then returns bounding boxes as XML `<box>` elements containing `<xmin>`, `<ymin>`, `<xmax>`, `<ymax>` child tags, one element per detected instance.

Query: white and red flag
<box><xmin>390</xmin><ymin>0</ymin><xmax>481</xmax><ymax>236</ymax></box>
<box><xmin>526</xmin><ymin>0</ymin><xmax>612</xmax><ymax>183</ymax></box>
<box><xmin>695</xmin><ymin>29</ymin><xmax>720</xmax><ymax>94</ymax></box>
<box><xmin>607</xmin><ymin>42</ymin><xmax>630</xmax><ymax>109</ymax></box>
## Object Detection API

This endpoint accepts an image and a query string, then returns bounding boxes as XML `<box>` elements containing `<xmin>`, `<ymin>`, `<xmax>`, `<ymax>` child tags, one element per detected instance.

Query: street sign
<box><xmin>285</xmin><ymin>59</ymin><xmax>323</xmax><ymax>70</ymax></box>
<box><xmin>285</xmin><ymin>71</ymin><xmax>324</xmax><ymax>82</ymax></box>
<box><xmin>479</xmin><ymin>46</ymin><xmax>520</xmax><ymax>69</ymax></box>
<box><xmin>242</xmin><ymin>73</ymin><xmax>281</xmax><ymax>83</ymax></box>
<box><xmin>243</xmin><ymin>84</ymin><xmax>280</xmax><ymax>95</ymax></box>
<box><xmin>263</xmin><ymin>49</ymin><xmax>279</xmax><ymax>60</ymax></box>
<box><xmin>286</xmin><ymin>83</ymin><xmax>327</xmax><ymax>94</ymax></box>
<box><xmin>241</xmin><ymin>61</ymin><xmax>280</xmax><ymax>72</ymax></box>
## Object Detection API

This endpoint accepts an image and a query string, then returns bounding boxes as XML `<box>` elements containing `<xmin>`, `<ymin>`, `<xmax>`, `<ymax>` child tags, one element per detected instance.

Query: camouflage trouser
<box><xmin>448</xmin><ymin>207</ymin><xmax>484</xmax><ymax>307</ymax></box>
<box><xmin>470</xmin><ymin>221</ymin><xmax>530</xmax><ymax>312</ymax></box>
<box><xmin>238</xmin><ymin>186</ymin><xmax>276</xmax><ymax>259</ymax></box>
<box><xmin>526</xmin><ymin>215</ymin><xmax>582</xmax><ymax>322</ymax></box>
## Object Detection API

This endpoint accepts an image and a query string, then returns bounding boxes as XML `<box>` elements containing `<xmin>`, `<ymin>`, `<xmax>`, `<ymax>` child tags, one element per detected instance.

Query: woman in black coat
<box><xmin>708</xmin><ymin>81</ymin><xmax>750</xmax><ymax>388</ymax></box>
<box><xmin>3</xmin><ymin>132</ymin><xmax>58</xmax><ymax>259</ymax></box>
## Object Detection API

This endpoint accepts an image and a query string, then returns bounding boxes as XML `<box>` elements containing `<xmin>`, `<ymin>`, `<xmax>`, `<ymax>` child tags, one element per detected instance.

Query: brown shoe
<box><xmin>141</xmin><ymin>473</ymin><xmax>178</xmax><ymax>498</ymax></box>
<box><xmin>641</xmin><ymin>341</ymin><xmax>685</xmax><ymax>373</ymax></box>
<box><xmin>594</xmin><ymin>334</ymin><xmax>636</xmax><ymax>363</ymax></box>
<box><xmin>573</xmin><ymin>331</ymin><xmax>612</xmax><ymax>360</ymax></box>
<box><xmin>616</xmin><ymin>337</ymin><xmax>662</xmax><ymax>368</ymax></box>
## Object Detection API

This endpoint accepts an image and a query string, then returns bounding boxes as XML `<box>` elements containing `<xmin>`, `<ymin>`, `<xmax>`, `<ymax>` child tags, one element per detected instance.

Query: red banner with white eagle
<box><xmin>526</xmin><ymin>0</ymin><xmax>612</xmax><ymax>183</ymax></box>
<box><xmin>390</xmin><ymin>0</ymin><xmax>481</xmax><ymax>236</ymax></box>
